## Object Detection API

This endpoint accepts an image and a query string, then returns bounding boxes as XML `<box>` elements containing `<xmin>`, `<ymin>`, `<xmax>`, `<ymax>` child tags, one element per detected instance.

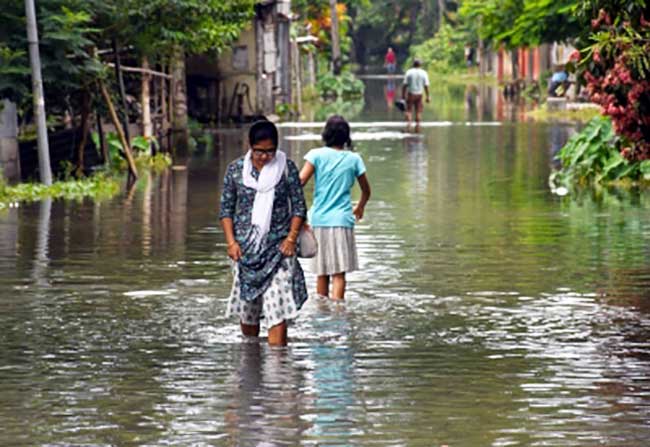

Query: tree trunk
<box><xmin>141</xmin><ymin>56</ymin><xmax>152</xmax><ymax>139</ymax></box>
<box><xmin>329</xmin><ymin>0</ymin><xmax>341</xmax><ymax>75</ymax></box>
<box><xmin>171</xmin><ymin>45</ymin><xmax>189</xmax><ymax>155</ymax></box>
<box><xmin>76</xmin><ymin>90</ymin><xmax>91</xmax><ymax>177</ymax></box>
<box><xmin>95</xmin><ymin>109</ymin><xmax>109</xmax><ymax>167</ymax></box>
<box><xmin>306</xmin><ymin>51</ymin><xmax>316</xmax><ymax>86</ymax></box>
<box><xmin>437</xmin><ymin>0</ymin><xmax>445</xmax><ymax>31</ymax></box>
<box><xmin>99</xmin><ymin>80</ymin><xmax>138</xmax><ymax>179</ymax></box>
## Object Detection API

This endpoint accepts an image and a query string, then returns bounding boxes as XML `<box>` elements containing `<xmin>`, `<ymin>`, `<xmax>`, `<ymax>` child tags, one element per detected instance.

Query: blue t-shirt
<box><xmin>551</xmin><ymin>71</ymin><xmax>568</xmax><ymax>83</ymax></box>
<box><xmin>304</xmin><ymin>147</ymin><xmax>366</xmax><ymax>228</ymax></box>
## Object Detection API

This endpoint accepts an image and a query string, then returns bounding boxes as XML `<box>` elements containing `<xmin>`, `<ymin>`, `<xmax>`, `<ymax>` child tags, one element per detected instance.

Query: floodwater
<box><xmin>2</xmin><ymin>80</ymin><xmax>650</xmax><ymax>446</ymax></box>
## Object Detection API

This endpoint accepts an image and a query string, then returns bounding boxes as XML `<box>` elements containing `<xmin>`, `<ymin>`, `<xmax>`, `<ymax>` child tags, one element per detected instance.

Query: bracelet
<box><xmin>286</xmin><ymin>237</ymin><xmax>297</xmax><ymax>243</ymax></box>
<box><xmin>227</xmin><ymin>241</ymin><xmax>237</xmax><ymax>248</ymax></box>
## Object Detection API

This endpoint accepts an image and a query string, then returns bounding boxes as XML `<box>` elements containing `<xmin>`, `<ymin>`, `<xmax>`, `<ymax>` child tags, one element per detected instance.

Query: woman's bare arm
<box><xmin>299</xmin><ymin>161</ymin><xmax>315</xmax><ymax>186</ymax></box>
<box><xmin>353</xmin><ymin>173</ymin><xmax>371</xmax><ymax>221</ymax></box>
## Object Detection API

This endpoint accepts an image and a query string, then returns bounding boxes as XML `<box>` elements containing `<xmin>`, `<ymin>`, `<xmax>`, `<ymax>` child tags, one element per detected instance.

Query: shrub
<box><xmin>316</xmin><ymin>72</ymin><xmax>364</xmax><ymax>99</ymax></box>
<box><xmin>407</xmin><ymin>24</ymin><xmax>468</xmax><ymax>74</ymax></box>
<box><xmin>578</xmin><ymin>7</ymin><xmax>650</xmax><ymax>161</ymax></box>
<box><xmin>550</xmin><ymin>115</ymin><xmax>650</xmax><ymax>190</ymax></box>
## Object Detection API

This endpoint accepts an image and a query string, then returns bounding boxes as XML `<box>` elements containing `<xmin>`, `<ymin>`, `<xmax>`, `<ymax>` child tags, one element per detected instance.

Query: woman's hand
<box><xmin>353</xmin><ymin>204</ymin><xmax>365</xmax><ymax>221</ymax></box>
<box><xmin>280</xmin><ymin>238</ymin><xmax>297</xmax><ymax>257</ymax></box>
<box><xmin>227</xmin><ymin>242</ymin><xmax>242</xmax><ymax>261</ymax></box>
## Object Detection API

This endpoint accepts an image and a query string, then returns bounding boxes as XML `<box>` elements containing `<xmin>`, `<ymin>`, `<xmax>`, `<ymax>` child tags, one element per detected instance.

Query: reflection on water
<box><xmin>1</xmin><ymin>80</ymin><xmax>650</xmax><ymax>445</ymax></box>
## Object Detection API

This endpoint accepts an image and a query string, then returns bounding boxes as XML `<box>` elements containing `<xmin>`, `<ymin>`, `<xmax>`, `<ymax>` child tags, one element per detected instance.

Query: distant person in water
<box><xmin>300</xmin><ymin>115</ymin><xmax>371</xmax><ymax>301</ymax></box>
<box><xmin>548</xmin><ymin>64</ymin><xmax>570</xmax><ymax>97</ymax></box>
<box><xmin>385</xmin><ymin>47</ymin><xmax>397</xmax><ymax>74</ymax></box>
<box><xmin>464</xmin><ymin>43</ymin><xmax>475</xmax><ymax>72</ymax></box>
<box><xmin>402</xmin><ymin>59</ymin><xmax>430</xmax><ymax>130</ymax></box>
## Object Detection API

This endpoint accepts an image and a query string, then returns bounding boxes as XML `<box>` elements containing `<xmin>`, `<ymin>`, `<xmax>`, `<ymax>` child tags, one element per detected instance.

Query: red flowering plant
<box><xmin>578</xmin><ymin>6</ymin><xmax>650</xmax><ymax>162</ymax></box>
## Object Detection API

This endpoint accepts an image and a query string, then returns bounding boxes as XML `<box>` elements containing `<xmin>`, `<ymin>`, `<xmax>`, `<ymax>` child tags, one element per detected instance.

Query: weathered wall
<box><xmin>0</xmin><ymin>100</ymin><xmax>20</xmax><ymax>183</ymax></box>
<box><xmin>216</xmin><ymin>25</ymin><xmax>260</xmax><ymax>118</ymax></box>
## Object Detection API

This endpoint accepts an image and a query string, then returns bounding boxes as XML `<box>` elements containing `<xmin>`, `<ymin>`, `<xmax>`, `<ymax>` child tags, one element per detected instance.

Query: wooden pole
<box><xmin>292</xmin><ymin>40</ymin><xmax>302</xmax><ymax>116</ymax></box>
<box><xmin>99</xmin><ymin>80</ymin><xmax>138</xmax><ymax>179</ymax></box>
<box><xmin>25</xmin><ymin>0</ymin><xmax>53</xmax><ymax>185</ymax></box>
<box><xmin>329</xmin><ymin>0</ymin><xmax>341</xmax><ymax>75</ymax></box>
<box><xmin>141</xmin><ymin>56</ymin><xmax>152</xmax><ymax>139</ymax></box>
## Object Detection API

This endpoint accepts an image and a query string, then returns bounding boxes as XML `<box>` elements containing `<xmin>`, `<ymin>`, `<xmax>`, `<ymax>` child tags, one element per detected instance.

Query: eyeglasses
<box><xmin>252</xmin><ymin>147</ymin><xmax>277</xmax><ymax>157</ymax></box>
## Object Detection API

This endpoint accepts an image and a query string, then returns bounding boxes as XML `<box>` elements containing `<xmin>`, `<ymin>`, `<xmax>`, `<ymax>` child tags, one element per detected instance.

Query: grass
<box><xmin>428</xmin><ymin>70</ymin><xmax>498</xmax><ymax>85</ymax></box>
<box><xmin>526</xmin><ymin>104</ymin><xmax>601</xmax><ymax>122</ymax></box>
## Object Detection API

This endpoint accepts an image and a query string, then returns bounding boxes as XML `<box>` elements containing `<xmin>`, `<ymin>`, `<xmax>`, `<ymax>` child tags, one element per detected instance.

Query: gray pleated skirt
<box><xmin>311</xmin><ymin>227</ymin><xmax>359</xmax><ymax>276</ymax></box>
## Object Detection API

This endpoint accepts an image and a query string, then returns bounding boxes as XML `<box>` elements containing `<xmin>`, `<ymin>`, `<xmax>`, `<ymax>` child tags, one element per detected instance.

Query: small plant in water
<box><xmin>0</xmin><ymin>173</ymin><xmax>120</xmax><ymax>206</ymax></box>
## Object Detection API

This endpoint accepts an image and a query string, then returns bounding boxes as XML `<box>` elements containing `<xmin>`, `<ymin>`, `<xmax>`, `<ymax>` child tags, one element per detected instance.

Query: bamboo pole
<box><xmin>106</xmin><ymin>62</ymin><xmax>172</xmax><ymax>79</ymax></box>
<box><xmin>25</xmin><ymin>0</ymin><xmax>53</xmax><ymax>185</ymax></box>
<box><xmin>99</xmin><ymin>80</ymin><xmax>138</xmax><ymax>179</ymax></box>
<box><xmin>141</xmin><ymin>56</ymin><xmax>152</xmax><ymax>139</ymax></box>
<box><xmin>292</xmin><ymin>40</ymin><xmax>302</xmax><ymax>116</ymax></box>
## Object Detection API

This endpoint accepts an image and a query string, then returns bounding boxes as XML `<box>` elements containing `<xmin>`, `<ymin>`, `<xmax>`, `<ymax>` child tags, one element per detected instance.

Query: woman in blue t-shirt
<box><xmin>300</xmin><ymin>115</ymin><xmax>371</xmax><ymax>301</ymax></box>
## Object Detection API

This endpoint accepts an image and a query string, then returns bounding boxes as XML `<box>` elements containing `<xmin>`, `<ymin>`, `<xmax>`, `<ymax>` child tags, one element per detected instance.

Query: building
<box><xmin>484</xmin><ymin>42</ymin><xmax>577</xmax><ymax>84</ymax></box>
<box><xmin>186</xmin><ymin>0</ymin><xmax>292</xmax><ymax>123</ymax></box>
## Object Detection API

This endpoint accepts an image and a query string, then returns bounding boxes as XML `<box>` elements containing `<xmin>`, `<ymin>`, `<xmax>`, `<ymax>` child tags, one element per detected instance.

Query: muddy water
<box><xmin>1</xmin><ymin>81</ymin><xmax>650</xmax><ymax>446</ymax></box>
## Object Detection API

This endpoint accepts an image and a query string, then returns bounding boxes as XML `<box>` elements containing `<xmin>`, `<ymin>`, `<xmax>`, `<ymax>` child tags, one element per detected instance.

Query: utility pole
<box><xmin>329</xmin><ymin>0</ymin><xmax>341</xmax><ymax>75</ymax></box>
<box><xmin>25</xmin><ymin>0</ymin><xmax>52</xmax><ymax>185</ymax></box>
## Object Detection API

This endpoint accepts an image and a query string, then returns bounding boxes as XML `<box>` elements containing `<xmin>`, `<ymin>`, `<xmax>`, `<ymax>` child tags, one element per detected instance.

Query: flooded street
<box><xmin>2</xmin><ymin>81</ymin><xmax>650</xmax><ymax>446</ymax></box>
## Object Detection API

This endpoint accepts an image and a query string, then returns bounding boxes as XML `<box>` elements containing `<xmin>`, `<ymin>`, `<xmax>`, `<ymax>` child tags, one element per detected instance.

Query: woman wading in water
<box><xmin>220</xmin><ymin>120</ymin><xmax>308</xmax><ymax>346</ymax></box>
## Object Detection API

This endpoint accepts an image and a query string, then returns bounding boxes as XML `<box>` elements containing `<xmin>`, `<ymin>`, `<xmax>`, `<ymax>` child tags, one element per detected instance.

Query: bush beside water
<box><xmin>316</xmin><ymin>72</ymin><xmax>364</xmax><ymax>99</ymax></box>
<box><xmin>550</xmin><ymin>115</ymin><xmax>650</xmax><ymax>192</ymax></box>
<box><xmin>0</xmin><ymin>133</ymin><xmax>172</xmax><ymax>207</ymax></box>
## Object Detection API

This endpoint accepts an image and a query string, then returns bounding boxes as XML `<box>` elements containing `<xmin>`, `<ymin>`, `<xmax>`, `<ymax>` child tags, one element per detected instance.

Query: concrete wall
<box><xmin>216</xmin><ymin>24</ymin><xmax>260</xmax><ymax>116</ymax></box>
<box><xmin>0</xmin><ymin>100</ymin><xmax>20</xmax><ymax>183</ymax></box>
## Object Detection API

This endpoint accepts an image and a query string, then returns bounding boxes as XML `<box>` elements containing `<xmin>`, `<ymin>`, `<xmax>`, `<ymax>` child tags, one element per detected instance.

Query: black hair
<box><xmin>321</xmin><ymin>115</ymin><xmax>352</xmax><ymax>149</ymax></box>
<box><xmin>249</xmin><ymin>119</ymin><xmax>278</xmax><ymax>147</ymax></box>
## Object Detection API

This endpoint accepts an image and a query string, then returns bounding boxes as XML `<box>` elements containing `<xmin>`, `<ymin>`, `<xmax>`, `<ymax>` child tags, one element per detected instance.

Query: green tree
<box><xmin>0</xmin><ymin>1</ymin><xmax>101</xmax><ymax>122</ymax></box>
<box><xmin>459</xmin><ymin>0</ymin><xmax>580</xmax><ymax>48</ymax></box>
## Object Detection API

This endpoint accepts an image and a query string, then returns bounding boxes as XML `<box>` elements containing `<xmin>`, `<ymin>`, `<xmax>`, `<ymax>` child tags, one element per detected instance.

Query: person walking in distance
<box><xmin>401</xmin><ymin>59</ymin><xmax>430</xmax><ymax>130</ymax></box>
<box><xmin>300</xmin><ymin>115</ymin><xmax>371</xmax><ymax>301</ymax></box>
<box><xmin>385</xmin><ymin>47</ymin><xmax>397</xmax><ymax>74</ymax></box>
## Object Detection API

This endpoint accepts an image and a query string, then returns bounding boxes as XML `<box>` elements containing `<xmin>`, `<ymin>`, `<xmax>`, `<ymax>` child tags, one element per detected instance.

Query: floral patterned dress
<box><xmin>219</xmin><ymin>157</ymin><xmax>308</xmax><ymax>324</ymax></box>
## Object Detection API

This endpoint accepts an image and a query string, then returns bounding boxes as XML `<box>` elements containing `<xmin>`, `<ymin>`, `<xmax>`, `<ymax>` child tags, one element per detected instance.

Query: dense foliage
<box><xmin>0</xmin><ymin>0</ymin><xmax>254</xmax><ymax>121</ymax></box>
<box><xmin>407</xmin><ymin>24</ymin><xmax>468</xmax><ymax>73</ymax></box>
<box><xmin>576</xmin><ymin>1</ymin><xmax>650</xmax><ymax>162</ymax></box>
<box><xmin>294</xmin><ymin>1</ymin><xmax>457</xmax><ymax>68</ymax></box>
<box><xmin>0</xmin><ymin>2</ymin><xmax>101</xmax><ymax>116</ymax></box>
<box><xmin>459</xmin><ymin>0</ymin><xmax>580</xmax><ymax>48</ymax></box>
<box><xmin>551</xmin><ymin>116</ymin><xmax>650</xmax><ymax>189</ymax></box>
<box><xmin>316</xmin><ymin>71</ymin><xmax>364</xmax><ymax>98</ymax></box>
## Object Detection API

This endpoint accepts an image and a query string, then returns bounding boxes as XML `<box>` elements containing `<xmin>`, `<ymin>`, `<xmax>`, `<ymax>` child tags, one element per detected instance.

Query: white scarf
<box><xmin>242</xmin><ymin>149</ymin><xmax>287</xmax><ymax>248</ymax></box>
